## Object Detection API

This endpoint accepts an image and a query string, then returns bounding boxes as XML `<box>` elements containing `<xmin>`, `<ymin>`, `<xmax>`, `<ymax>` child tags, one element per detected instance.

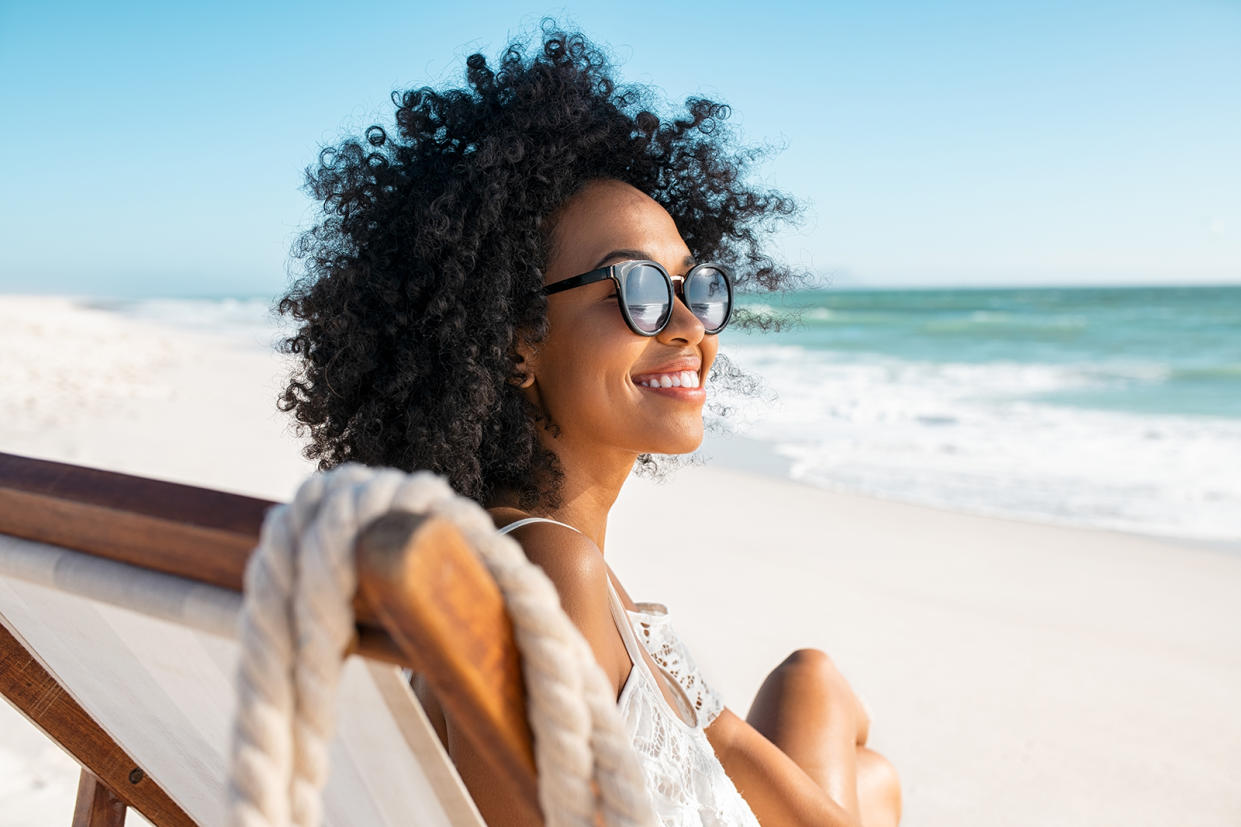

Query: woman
<box><xmin>277</xmin><ymin>24</ymin><xmax>900</xmax><ymax>827</ymax></box>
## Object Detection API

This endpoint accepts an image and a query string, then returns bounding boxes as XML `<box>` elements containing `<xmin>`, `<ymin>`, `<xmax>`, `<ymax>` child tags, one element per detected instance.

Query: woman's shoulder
<box><xmin>487</xmin><ymin>508</ymin><xmax>608</xmax><ymax>609</ymax></box>
<box><xmin>486</xmin><ymin>507</ymin><xmax>629</xmax><ymax>689</ymax></box>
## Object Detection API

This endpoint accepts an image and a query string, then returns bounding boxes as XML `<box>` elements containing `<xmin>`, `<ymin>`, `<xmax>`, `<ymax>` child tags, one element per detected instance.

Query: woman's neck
<box><xmin>490</xmin><ymin>440</ymin><xmax>636</xmax><ymax>552</ymax></box>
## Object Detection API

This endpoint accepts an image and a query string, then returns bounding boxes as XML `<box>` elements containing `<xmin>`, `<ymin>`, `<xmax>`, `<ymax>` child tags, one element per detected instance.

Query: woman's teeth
<box><xmin>636</xmin><ymin>370</ymin><xmax>700</xmax><ymax>389</ymax></box>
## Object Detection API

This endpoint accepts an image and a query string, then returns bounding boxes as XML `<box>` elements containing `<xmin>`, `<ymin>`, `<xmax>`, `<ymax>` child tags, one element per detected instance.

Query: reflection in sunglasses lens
<box><xmin>686</xmin><ymin>267</ymin><xmax>730</xmax><ymax>331</ymax></box>
<box><xmin>625</xmin><ymin>264</ymin><xmax>673</xmax><ymax>333</ymax></box>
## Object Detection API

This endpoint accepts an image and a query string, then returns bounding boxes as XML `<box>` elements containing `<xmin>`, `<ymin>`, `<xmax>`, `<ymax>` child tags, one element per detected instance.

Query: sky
<box><xmin>0</xmin><ymin>0</ymin><xmax>1238</xmax><ymax>297</ymax></box>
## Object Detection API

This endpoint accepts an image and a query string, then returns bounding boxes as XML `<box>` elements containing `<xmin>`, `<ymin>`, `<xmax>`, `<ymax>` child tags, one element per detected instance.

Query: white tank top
<box><xmin>498</xmin><ymin>517</ymin><xmax>760</xmax><ymax>826</ymax></box>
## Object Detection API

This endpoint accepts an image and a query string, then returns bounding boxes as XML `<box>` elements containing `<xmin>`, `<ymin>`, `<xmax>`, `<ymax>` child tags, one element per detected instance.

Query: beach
<box><xmin>1</xmin><ymin>294</ymin><xmax>1239</xmax><ymax>826</ymax></box>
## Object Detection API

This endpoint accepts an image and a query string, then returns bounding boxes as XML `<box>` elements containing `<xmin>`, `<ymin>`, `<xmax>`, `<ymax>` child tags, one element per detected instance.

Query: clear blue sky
<box><xmin>1</xmin><ymin>0</ymin><xmax>1237</xmax><ymax>297</ymax></box>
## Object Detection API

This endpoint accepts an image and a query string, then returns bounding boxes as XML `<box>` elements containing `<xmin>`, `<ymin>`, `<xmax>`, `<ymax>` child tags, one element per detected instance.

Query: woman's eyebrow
<box><xmin>590</xmin><ymin>249</ymin><xmax>699</xmax><ymax>270</ymax></box>
<box><xmin>591</xmin><ymin>248</ymin><xmax>649</xmax><ymax>269</ymax></box>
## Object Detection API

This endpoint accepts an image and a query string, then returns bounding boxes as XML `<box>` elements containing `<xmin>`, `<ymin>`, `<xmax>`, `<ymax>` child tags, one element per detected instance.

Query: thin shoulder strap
<box><xmin>604</xmin><ymin>577</ymin><xmax>700</xmax><ymax>727</ymax></box>
<box><xmin>603</xmin><ymin>575</ymin><xmax>648</xmax><ymax>667</ymax></box>
<box><xmin>495</xmin><ymin>516</ymin><xmax>582</xmax><ymax>536</ymax></box>
<box><xmin>496</xmin><ymin>516</ymin><xmax>648</xmax><ymax>678</ymax></box>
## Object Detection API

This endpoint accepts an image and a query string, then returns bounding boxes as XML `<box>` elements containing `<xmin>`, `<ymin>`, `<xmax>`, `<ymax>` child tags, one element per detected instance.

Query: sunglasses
<box><xmin>542</xmin><ymin>259</ymin><xmax>733</xmax><ymax>337</ymax></box>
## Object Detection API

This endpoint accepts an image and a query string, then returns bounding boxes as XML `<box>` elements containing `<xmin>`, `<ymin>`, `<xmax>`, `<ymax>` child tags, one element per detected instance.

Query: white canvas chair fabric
<box><xmin>0</xmin><ymin>532</ymin><xmax>486</xmax><ymax>826</ymax></box>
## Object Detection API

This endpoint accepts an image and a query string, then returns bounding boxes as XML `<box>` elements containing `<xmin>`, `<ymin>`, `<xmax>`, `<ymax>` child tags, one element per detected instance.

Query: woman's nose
<box><xmin>657</xmin><ymin>288</ymin><xmax>706</xmax><ymax>345</ymax></box>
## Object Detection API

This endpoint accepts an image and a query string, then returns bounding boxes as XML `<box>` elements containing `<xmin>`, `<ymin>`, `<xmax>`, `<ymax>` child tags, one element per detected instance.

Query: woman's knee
<box><xmin>778</xmin><ymin>647</ymin><xmax>842</xmax><ymax>679</ymax></box>
<box><xmin>773</xmin><ymin>648</ymin><xmax>870</xmax><ymax>745</ymax></box>
<box><xmin>780</xmin><ymin>646</ymin><xmax>832</xmax><ymax>670</ymax></box>
<box><xmin>857</xmin><ymin>746</ymin><xmax>902</xmax><ymax>826</ymax></box>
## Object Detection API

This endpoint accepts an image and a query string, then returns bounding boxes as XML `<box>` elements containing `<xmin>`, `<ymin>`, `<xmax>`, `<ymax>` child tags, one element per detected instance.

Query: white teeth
<box><xmin>636</xmin><ymin>370</ymin><xmax>700</xmax><ymax>388</ymax></box>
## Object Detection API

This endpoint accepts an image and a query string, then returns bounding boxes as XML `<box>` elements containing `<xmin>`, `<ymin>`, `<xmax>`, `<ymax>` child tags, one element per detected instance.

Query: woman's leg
<box><xmin>745</xmin><ymin>649</ymin><xmax>900</xmax><ymax>826</ymax></box>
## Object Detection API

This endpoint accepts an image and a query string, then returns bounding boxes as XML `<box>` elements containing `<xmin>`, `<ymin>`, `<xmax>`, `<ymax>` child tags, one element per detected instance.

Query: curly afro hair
<box><xmin>276</xmin><ymin>22</ymin><xmax>801</xmax><ymax>509</ymax></box>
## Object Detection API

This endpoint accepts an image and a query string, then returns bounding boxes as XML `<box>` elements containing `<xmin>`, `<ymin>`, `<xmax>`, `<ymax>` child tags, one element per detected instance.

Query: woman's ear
<box><xmin>510</xmin><ymin>338</ymin><xmax>537</xmax><ymax>389</ymax></box>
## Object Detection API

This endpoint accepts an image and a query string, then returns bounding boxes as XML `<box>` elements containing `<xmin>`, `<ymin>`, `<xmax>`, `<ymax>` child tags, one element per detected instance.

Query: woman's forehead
<box><xmin>548</xmin><ymin>180</ymin><xmax>691</xmax><ymax>276</ymax></box>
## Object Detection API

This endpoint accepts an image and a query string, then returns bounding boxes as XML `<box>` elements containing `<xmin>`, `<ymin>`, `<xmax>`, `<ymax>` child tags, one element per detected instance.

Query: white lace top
<box><xmin>499</xmin><ymin>518</ymin><xmax>760</xmax><ymax>827</ymax></box>
<box><xmin>626</xmin><ymin>600</ymin><xmax>724</xmax><ymax>728</ymax></box>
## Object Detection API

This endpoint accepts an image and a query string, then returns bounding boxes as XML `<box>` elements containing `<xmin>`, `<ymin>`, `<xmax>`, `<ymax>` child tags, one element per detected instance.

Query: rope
<box><xmin>228</xmin><ymin>464</ymin><xmax>657</xmax><ymax>827</ymax></box>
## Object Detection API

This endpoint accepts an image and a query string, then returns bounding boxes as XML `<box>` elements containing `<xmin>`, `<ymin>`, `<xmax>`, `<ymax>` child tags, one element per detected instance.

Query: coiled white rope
<box><xmin>228</xmin><ymin>464</ymin><xmax>657</xmax><ymax>827</ymax></box>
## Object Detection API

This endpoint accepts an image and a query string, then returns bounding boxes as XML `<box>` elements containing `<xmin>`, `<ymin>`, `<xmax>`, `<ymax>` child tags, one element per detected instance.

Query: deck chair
<box><xmin>0</xmin><ymin>451</ymin><xmax>542</xmax><ymax>826</ymax></box>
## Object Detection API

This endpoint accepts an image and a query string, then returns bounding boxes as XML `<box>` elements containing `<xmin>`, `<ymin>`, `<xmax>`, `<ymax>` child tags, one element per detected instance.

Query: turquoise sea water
<box><xmin>722</xmin><ymin>285</ymin><xmax>1241</xmax><ymax>540</ymax></box>
<box><xmin>739</xmin><ymin>285</ymin><xmax>1241</xmax><ymax>419</ymax></box>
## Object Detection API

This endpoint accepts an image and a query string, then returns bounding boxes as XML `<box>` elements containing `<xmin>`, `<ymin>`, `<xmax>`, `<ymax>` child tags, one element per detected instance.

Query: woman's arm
<box><xmin>706</xmin><ymin>708</ymin><xmax>861</xmax><ymax>827</ymax></box>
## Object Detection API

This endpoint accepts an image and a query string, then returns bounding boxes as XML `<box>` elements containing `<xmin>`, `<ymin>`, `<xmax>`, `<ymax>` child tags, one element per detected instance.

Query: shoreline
<box><xmin>699</xmin><ymin>430</ymin><xmax>1241</xmax><ymax>555</ymax></box>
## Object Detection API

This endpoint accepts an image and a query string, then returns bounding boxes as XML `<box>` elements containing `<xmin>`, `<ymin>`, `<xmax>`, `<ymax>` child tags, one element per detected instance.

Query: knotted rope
<box><xmin>228</xmin><ymin>464</ymin><xmax>657</xmax><ymax>827</ymax></box>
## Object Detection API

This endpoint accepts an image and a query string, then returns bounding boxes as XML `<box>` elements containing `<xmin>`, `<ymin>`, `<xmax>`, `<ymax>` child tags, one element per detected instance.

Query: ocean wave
<box><xmin>712</xmin><ymin>343</ymin><xmax>1241</xmax><ymax>540</ymax></box>
<box><xmin>919</xmin><ymin>312</ymin><xmax>1089</xmax><ymax>338</ymax></box>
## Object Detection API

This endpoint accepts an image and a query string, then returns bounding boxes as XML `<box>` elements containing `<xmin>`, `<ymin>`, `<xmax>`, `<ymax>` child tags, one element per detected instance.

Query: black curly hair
<box><xmin>276</xmin><ymin>21</ymin><xmax>801</xmax><ymax>509</ymax></box>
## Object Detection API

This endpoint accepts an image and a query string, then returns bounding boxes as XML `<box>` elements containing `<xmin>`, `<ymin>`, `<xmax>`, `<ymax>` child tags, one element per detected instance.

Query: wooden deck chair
<box><xmin>0</xmin><ymin>451</ymin><xmax>542</xmax><ymax>826</ymax></box>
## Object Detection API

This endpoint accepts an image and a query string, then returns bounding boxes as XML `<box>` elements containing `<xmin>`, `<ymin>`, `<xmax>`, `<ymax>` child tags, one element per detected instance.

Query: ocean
<box><xmin>720</xmin><ymin>284</ymin><xmax>1241</xmax><ymax>542</ymax></box>
<box><xmin>89</xmin><ymin>284</ymin><xmax>1241</xmax><ymax>543</ymax></box>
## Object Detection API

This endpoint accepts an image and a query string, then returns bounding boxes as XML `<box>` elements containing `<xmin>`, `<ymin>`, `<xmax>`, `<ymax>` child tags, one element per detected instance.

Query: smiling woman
<box><xmin>276</xmin><ymin>20</ymin><xmax>899</xmax><ymax>827</ymax></box>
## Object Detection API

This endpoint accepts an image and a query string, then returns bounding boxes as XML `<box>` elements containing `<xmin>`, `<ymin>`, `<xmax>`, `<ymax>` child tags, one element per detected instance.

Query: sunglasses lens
<box><xmin>685</xmin><ymin>266</ymin><xmax>731</xmax><ymax>332</ymax></box>
<box><xmin>624</xmin><ymin>264</ymin><xmax>673</xmax><ymax>333</ymax></box>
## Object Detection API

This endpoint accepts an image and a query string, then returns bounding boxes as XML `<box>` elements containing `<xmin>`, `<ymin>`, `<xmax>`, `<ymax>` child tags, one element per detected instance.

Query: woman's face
<box><xmin>524</xmin><ymin>179</ymin><xmax>720</xmax><ymax>465</ymax></box>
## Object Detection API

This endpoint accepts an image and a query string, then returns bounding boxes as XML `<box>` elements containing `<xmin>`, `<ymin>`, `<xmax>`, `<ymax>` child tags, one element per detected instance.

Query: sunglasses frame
<box><xmin>542</xmin><ymin>259</ymin><xmax>734</xmax><ymax>337</ymax></box>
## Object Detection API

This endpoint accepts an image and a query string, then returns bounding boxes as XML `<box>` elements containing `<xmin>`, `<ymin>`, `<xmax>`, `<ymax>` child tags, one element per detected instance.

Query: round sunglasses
<box><xmin>542</xmin><ymin>259</ymin><xmax>733</xmax><ymax>337</ymax></box>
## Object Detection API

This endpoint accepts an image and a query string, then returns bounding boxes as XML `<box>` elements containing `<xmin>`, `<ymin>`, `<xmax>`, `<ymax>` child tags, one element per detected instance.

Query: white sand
<box><xmin>2</xmin><ymin>294</ymin><xmax>1239</xmax><ymax>825</ymax></box>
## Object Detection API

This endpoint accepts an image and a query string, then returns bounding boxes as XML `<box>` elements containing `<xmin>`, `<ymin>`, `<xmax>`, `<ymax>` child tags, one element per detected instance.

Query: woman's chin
<box><xmin>643</xmin><ymin>429</ymin><xmax>705</xmax><ymax>456</ymax></box>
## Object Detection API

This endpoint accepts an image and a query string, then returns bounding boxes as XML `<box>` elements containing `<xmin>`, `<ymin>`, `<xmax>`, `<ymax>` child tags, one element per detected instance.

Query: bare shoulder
<box><xmin>488</xmin><ymin>509</ymin><xmax>630</xmax><ymax>693</ymax></box>
<box><xmin>500</xmin><ymin>517</ymin><xmax>613</xmax><ymax>628</ymax></box>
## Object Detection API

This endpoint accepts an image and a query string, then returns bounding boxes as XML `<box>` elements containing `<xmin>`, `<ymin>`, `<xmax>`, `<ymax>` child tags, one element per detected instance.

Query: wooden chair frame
<box><xmin>0</xmin><ymin>451</ymin><xmax>540</xmax><ymax>826</ymax></box>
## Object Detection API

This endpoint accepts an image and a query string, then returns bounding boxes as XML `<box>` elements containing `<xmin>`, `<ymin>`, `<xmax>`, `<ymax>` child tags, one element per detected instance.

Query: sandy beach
<box><xmin>1</xmin><ymin>294</ymin><xmax>1238</xmax><ymax>826</ymax></box>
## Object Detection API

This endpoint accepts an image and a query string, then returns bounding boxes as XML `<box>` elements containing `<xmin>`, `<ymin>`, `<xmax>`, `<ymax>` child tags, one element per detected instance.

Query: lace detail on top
<box><xmin>606</xmin><ymin>580</ymin><xmax>760</xmax><ymax>827</ymax></box>
<box><xmin>628</xmin><ymin>605</ymin><xmax>725</xmax><ymax>728</ymax></box>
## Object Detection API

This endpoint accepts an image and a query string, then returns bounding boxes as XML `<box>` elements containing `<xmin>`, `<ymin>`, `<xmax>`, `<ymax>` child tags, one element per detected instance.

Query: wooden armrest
<box><xmin>357</xmin><ymin>512</ymin><xmax>540</xmax><ymax>824</ymax></box>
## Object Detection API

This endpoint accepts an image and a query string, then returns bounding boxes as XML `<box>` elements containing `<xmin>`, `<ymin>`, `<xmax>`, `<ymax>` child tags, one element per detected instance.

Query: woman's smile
<box><xmin>631</xmin><ymin>357</ymin><xmax>705</xmax><ymax>399</ymax></box>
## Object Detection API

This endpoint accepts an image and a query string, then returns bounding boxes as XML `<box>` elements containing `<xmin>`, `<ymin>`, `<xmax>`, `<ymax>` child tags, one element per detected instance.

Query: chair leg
<box><xmin>72</xmin><ymin>769</ymin><xmax>127</xmax><ymax>827</ymax></box>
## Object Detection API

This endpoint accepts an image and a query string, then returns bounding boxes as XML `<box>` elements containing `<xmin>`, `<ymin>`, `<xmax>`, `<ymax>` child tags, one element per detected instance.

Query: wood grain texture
<box><xmin>71</xmin><ymin>769</ymin><xmax>128</xmax><ymax>827</ymax></box>
<box><xmin>0</xmin><ymin>621</ymin><xmax>195</xmax><ymax>826</ymax></box>
<box><xmin>356</xmin><ymin>512</ymin><xmax>541</xmax><ymax>825</ymax></box>
<box><xmin>0</xmin><ymin>452</ymin><xmax>267</xmax><ymax>590</ymax></box>
<box><xmin>0</xmin><ymin>451</ymin><xmax>382</xmax><ymax>631</ymax></box>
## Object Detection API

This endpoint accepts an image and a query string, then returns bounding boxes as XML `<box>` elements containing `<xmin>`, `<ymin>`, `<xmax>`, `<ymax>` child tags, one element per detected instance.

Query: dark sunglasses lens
<box><xmin>685</xmin><ymin>267</ymin><xmax>731</xmax><ymax>331</ymax></box>
<box><xmin>624</xmin><ymin>264</ymin><xmax>673</xmax><ymax>333</ymax></box>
